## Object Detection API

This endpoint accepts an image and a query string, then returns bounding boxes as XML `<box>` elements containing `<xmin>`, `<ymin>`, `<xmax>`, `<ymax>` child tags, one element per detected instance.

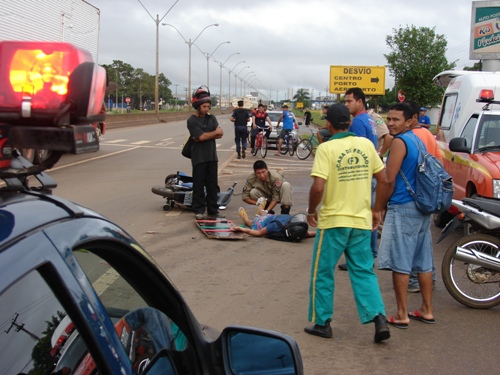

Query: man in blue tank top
<box><xmin>377</xmin><ymin>102</ymin><xmax>435</xmax><ymax>329</ymax></box>
<box><xmin>275</xmin><ymin>105</ymin><xmax>296</xmax><ymax>155</ymax></box>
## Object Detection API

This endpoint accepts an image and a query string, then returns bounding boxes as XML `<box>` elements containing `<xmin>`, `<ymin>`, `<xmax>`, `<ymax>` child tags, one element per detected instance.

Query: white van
<box><xmin>433</xmin><ymin>70</ymin><xmax>500</xmax><ymax>226</ymax></box>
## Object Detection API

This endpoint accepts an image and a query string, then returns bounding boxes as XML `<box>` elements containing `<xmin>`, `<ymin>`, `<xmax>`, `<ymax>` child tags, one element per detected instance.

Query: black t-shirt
<box><xmin>232</xmin><ymin>108</ymin><xmax>250</xmax><ymax>126</ymax></box>
<box><xmin>187</xmin><ymin>114</ymin><xmax>219</xmax><ymax>166</ymax></box>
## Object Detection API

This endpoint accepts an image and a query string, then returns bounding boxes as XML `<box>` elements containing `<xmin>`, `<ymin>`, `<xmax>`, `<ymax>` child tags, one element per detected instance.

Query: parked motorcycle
<box><xmin>438</xmin><ymin>197</ymin><xmax>500</xmax><ymax>308</ymax></box>
<box><xmin>151</xmin><ymin>171</ymin><xmax>236</xmax><ymax>212</ymax></box>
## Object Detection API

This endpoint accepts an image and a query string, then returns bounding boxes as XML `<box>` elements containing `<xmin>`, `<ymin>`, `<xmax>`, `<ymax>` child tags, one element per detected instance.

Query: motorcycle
<box><xmin>151</xmin><ymin>171</ymin><xmax>236</xmax><ymax>213</ymax></box>
<box><xmin>438</xmin><ymin>197</ymin><xmax>500</xmax><ymax>308</ymax></box>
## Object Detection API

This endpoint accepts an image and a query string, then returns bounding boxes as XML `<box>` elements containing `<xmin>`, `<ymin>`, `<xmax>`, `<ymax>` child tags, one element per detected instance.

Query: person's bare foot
<box><xmin>238</xmin><ymin>207</ymin><xmax>249</xmax><ymax>222</ymax></box>
<box><xmin>256</xmin><ymin>198</ymin><xmax>268</xmax><ymax>216</ymax></box>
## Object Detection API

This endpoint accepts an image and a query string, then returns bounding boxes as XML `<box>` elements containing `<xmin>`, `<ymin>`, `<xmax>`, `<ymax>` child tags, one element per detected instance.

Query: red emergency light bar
<box><xmin>0</xmin><ymin>41</ymin><xmax>106</xmax><ymax>126</ymax></box>
<box><xmin>479</xmin><ymin>89</ymin><xmax>495</xmax><ymax>102</ymax></box>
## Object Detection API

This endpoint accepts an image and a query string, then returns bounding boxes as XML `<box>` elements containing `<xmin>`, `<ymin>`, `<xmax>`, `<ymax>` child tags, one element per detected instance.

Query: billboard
<box><xmin>329</xmin><ymin>66</ymin><xmax>386</xmax><ymax>96</ymax></box>
<box><xmin>470</xmin><ymin>1</ymin><xmax>500</xmax><ymax>59</ymax></box>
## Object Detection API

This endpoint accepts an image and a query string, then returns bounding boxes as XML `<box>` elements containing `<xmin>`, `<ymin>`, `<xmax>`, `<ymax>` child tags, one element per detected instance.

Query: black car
<box><xmin>0</xmin><ymin>153</ymin><xmax>303</xmax><ymax>375</ymax></box>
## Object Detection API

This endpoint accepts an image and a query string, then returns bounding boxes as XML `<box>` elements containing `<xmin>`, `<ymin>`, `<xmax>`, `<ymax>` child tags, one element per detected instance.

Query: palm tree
<box><xmin>293</xmin><ymin>88</ymin><xmax>310</xmax><ymax>102</ymax></box>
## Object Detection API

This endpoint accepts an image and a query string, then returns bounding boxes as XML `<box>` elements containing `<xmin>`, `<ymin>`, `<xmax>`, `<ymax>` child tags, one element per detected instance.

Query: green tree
<box><xmin>293</xmin><ymin>88</ymin><xmax>310</xmax><ymax>108</ymax></box>
<box><xmin>31</xmin><ymin>311</ymin><xmax>66</xmax><ymax>374</ymax></box>
<box><xmin>464</xmin><ymin>61</ymin><xmax>483</xmax><ymax>71</ymax></box>
<box><xmin>385</xmin><ymin>25</ymin><xmax>456</xmax><ymax>108</ymax></box>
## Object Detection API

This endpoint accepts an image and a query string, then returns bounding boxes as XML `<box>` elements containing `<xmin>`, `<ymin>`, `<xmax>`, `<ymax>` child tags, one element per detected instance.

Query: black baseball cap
<box><xmin>326</xmin><ymin>104</ymin><xmax>350</xmax><ymax>126</ymax></box>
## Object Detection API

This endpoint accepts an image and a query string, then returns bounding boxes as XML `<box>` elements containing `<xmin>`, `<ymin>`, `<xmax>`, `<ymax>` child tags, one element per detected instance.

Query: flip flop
<box><xmin>408</xmin><ymin>310</ymin><xmax>435</xmax><ymax>324</ymax></box>
<box><xmin>386</xmin><ymin>316</ymin><xmax>409</xmax><ymax>329</ymax></box>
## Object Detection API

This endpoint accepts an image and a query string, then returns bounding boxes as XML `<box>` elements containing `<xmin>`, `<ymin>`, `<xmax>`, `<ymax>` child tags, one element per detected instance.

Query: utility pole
<box><xmin>174</xmin><ymin>83</ymin><xmax>179</xmax><ymax>110</ymax></box>
<box><xmin>5</xmin><ymin>313</ymin><xmax>40</xmax><ymax>341</ymax></box>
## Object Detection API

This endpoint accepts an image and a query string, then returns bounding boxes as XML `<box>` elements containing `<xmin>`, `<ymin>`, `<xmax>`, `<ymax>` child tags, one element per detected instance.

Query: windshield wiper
<box><xmin>476</xmin><ymin>145</ymin><xmax>500</xmax><ymax>152</ymax></box>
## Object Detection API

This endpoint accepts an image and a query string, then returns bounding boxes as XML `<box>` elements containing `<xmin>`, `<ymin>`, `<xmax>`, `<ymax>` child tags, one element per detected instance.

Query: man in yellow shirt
<box><xmin>305</xmin><ymin>104</ymin><xmax>391</xmax><ymax>342</ymax></box>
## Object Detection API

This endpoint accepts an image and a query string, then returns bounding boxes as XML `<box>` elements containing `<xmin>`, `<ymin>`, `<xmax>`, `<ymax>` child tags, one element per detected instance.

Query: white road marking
<box><xmin>130</xmin><ymin>140</ymin><xmax>151</xmax><ymax>145</ymax></box>
<box><xmin>92</xmin><ymin>268</ymin><xmax>121</xmax><ymax>296</ymax></box>
<box><xmin>105</xmin><ymin>139</ymin><xmax>128</xmax><ymax>143</ymax></box>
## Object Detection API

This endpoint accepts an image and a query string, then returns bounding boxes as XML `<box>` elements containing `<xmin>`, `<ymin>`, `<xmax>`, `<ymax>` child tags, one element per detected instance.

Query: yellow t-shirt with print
<box><xmin>311</xmin><ymin>132</ymin><xmax>384</xmax><ymax>230</ymax></box>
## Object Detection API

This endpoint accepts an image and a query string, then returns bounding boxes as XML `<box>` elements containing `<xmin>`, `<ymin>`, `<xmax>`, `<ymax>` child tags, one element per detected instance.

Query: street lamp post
<box><xmin>213</xmin><ymin>52</ymin><xmax>239</xmax><ymax>108</ymax></box>
<box><xmin>227</xmin><ymin>60</ymin><xmax>245</xmax><ymax>107</ymax></box>
<box><xmin>194</xmin><ymin>41</ymin><xmax>230</xmax><ymax>87</ymax></box>
<box><xmin>173</xmin><ymin>83</ymin><xmax>179</xmax><ymax>110</ymax></box>
<box><xmin>137</xmin><ymin>0</ymin><xmax>179</xmax><ymax>119</ymax></box>
<box><xmin>163</xmin><ymin>23</ymin><xmax>219</xmax><ymax>110</ymax></box>
<box><xmin>244</xmin><ymin>74</ymin><xmax>257</xmax><ymax>95</ymax></box>
<box><xmin>234</xmin><ymin>65</ymin><xmax>249</xmax><ymax>99</ymax></box>
<box><xmin>240</xmin><ymin>71</ymin><xmax>254</xmax><ymax>96</ymax></box>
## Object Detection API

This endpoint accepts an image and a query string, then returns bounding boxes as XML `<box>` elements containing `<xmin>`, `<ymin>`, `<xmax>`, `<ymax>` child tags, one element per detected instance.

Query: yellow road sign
<box><xmin>329</xmin><ymin>65</ymin><xmax>386</xmax><ymax>95</ymax></box>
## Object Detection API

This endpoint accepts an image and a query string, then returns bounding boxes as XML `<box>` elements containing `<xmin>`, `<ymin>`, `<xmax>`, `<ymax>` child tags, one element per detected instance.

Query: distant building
<box><xmin>0</xmin><ymin>0</ymin><xmax>100</xmax><ymax>62</ymax></box>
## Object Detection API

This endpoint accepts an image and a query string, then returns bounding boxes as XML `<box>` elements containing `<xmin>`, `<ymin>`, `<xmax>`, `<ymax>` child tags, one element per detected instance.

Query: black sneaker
<box><xmin>373</xmin><ymin>314</ymin><xmax>390</xmax><ymax>343</ymax></box>
<box><xmin>242</xmin><ymin>149</ymin><xmax>246</xmax><ymax>158</ymax></box>
<box><xmin>304</xmin><ymin>321</ymin><xmax>332</xmax><ymax>339</ymax></box>
<box><xmin>237</xmin><ymin>153</ymin><xmax>241</xmax><ymax>159</ymax></box>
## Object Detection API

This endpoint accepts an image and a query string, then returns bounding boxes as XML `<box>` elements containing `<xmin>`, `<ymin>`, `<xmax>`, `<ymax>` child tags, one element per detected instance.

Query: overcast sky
<box><xmin>92</xmin><ymin>0</ymin><xmax>475</xmax><ymax>100</ymax></box>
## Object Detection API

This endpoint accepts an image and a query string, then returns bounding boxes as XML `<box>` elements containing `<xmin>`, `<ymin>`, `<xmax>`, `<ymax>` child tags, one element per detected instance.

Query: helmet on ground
<box><xmin>285</xmin><ymin>213</ymin><xmax>308</xmax><ymax>242</ymax></box>
<box><xmin>192</xmin><ymin>86</ymin><xmax>211</xmax><ymax>109</ymax></box>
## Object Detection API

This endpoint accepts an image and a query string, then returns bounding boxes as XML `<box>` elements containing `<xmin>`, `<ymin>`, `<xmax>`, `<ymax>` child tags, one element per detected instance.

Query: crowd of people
<box><xmin>185</xmin><ymin>85</ymin><xmax>439</xmax><ymax>344</ymax></box>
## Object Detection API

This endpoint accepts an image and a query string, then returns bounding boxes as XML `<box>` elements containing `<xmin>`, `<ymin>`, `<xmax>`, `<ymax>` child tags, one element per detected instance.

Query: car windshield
<box><xmin>268</xmin><ymin>113</ymin><xmax>281</xmax><ymax>122</ymax></box>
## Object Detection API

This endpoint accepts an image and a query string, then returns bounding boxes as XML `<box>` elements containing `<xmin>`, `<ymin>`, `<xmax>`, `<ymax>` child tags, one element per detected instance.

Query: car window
<box><xmin>440</xmin><ymin>94</ymin><xmax>458</xmax><ymax>130</ymax></box>
<box><xmin>268</xmin><ymin>113</ymin><xmax>281</xmax><ymax>122</ymax></box>
<box><xmin>72</xmin><ymin>248</ymin><xmax>188</xmax><ymax>355</ymax></box>
<box><xmin>0</xmin><ymin>270</ymin><xmax>95</xmax><ymax>375</ymax></box>
<box><xmin>477</xmin><ymin>114</ymin><xmax>500</xmax><ymax>148</ymax></box>
<box><xmin>460</xmin><ymin>115</ymin><xmax>478</xmax><ymax>148</ymax></box>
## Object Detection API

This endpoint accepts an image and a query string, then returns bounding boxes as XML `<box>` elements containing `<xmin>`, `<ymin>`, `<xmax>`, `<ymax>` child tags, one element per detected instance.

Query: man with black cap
<box><xmin>305</xmin><ymin>104</ymin><xmax>391</xmax><ymax>343</ymax></box>
<box><xmin>230</xmin><ymin>100</ymin><xmax>251</xmax><ymax>158</ymax></box>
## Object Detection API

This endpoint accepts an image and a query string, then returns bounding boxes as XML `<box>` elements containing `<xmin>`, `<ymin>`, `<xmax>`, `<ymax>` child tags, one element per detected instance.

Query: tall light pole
<box><xmin>173</xmin><ymin>83</ymin><xmax>179</xmax><ymax>110</ymax></box>
<box><xmin>163</xmin><ymin>23</ymin><xmax>219</xmax><ymax>110</ymax></box>
<box><xmin>227</xmin><ymin>60</ymin><xmax>245</xmax><ymax>107</ymax></box>
<box><xmin>240</xmin><ymin>71</ymin><xmax>254</xmax><ymax>96</ymax></box>
<box><xmin>137</xmin><ymin>0</ymin><xmax>179</xmax><ymax>120</ymax></box>
<box><xmin>234</xmin><ymin>65</ymin><xmax>249</xmax><ymax>99</ymax></box>
<box><xmin>194</xmin><ymin>41</ymin><xmax>230</xmax><ymax>88</ymax></box>
<box><xmin>244</xmin><ymin>74</ymin><xmax>257</xmax><ymax>95</ymax></box>
<box><xmin>214</xmin><ymin>52</ymin><xmax>239</xmax><ymax>108</ymax></box>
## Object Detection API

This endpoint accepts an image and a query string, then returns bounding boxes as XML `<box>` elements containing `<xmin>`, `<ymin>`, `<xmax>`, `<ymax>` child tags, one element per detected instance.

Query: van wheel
<box><xmin>433</xmin><ymin>210</ymin><xmax>453</xmax><ymax>228</ymax></box>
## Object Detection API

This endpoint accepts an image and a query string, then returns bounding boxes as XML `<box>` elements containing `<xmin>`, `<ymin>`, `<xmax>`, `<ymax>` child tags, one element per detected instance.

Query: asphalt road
<box><xmin>47</xmin><ymin>114</ymin><xmax>499</xmax><ymax>375</ymax></box>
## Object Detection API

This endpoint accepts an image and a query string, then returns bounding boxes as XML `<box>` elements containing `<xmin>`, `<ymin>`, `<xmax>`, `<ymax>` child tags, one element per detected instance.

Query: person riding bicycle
<box><xmin>276</xmin><ymin>105</ymin><xmax>296</xmax><ymax>156</ymax></box>
<box><xmin>251</xmin><ymin>103</ymin><xmax>273</xmax><ymax>153</ymax></box>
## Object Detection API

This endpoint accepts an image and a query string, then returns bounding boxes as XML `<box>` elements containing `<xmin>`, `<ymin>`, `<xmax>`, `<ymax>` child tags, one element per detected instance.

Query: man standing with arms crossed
<box><xmin>305</xmin><ymin>104</ymin><xmax>390</xmax><ymax>342</ymax></box>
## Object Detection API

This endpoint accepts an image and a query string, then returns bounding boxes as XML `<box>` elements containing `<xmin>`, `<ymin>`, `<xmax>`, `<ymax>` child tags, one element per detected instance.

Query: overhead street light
<box><xmin>163</xmin><ymin>22</ymin><xmax>219</xmax><ymax>109</ymax></box>
<box><xmin>226</xmin><ymin>60</ymin><xmax>245</xmax><ymax>107</ymax></box>
<box><xmin>234</xmin><ymin>65</ymin><xmax>249</xmax><ymax>97</ymax></box>
<box><xmin>194</xmin><ymin>41</ymin><xmax>230</xmax><ymax>88</ymax></box>
<box><xmin>240</xmin><ymin>71</ymin><xmax>254</xmax><ymax>96</ymax></box>
<box><xmin>213</xmin><ymin>52</ymin><xmax>239</xmax><ymax>108</ymax></box>
<box><xmin>137</xmin><ymin>0</ymin><xmax>179</xmax><ymax>119</ymax></box>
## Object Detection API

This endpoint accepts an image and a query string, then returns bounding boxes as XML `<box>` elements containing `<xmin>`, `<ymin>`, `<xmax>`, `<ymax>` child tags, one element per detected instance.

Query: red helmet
<box><xmin>191</xmin><ymin>86</ymin><xmax>211</xmax><ymax>109</ymax></box>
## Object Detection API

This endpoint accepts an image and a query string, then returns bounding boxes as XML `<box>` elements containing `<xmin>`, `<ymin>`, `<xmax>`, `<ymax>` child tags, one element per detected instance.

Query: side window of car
<box><xmin>72</xmin><ymin>248</ymin><xmax>187</xmax><ymax>367</ymax></box>
<box><xmin>0</xmin><ymin>270</ymin><xmax>93</xmax><ymax>375</ymax></box>
<box><xmin>440</xmin><ymin>94</ymin><xmax>458</xmax><ymax>130</ymax></box>
<box><xmin>461</xmin><ymin>115</ymin><xmax>478</xmax><ymax>148</ymax></box>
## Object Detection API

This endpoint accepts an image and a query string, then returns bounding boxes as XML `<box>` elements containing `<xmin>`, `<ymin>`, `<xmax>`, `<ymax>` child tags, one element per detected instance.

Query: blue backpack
<box><xmin>398</xmin><ymin>132</ymin><xmax>454</xmax><ymax>214</ymax></box>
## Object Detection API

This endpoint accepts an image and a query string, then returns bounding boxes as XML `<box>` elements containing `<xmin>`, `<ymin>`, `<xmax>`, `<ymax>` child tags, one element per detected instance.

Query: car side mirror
<box><xmin>449</xmin><ymin>137</ymin><xmax>471</xmax><ymax>153</ymax></box>
<box><xmin>220</xmin><ymin>326</ymin><xmax>303</xmax><ymax>374</ymax></box>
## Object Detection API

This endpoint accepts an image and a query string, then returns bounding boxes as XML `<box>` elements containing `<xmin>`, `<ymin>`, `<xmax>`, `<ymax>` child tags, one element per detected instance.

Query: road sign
<box><xmin>329</xmin><ymin>65</ymin><xmax>386</xmax><ymax>95</ymax></box>
<box><xmin>125</xmin><ymin>97</ymin><xmax>131</xmax><ymax>103</ymax></box>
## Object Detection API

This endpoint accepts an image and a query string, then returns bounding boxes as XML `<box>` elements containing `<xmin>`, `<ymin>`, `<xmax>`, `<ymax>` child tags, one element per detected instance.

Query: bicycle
<box><xmin>277</xmin><ymin>127</ymin><xmax>297</xmax><ymax>156</ymax></box>
<box><xmin>296</xmin><ymin>128</ymin><xmax>320</xmax><ymax>160</ymax></box>
<box><xmin>251</xmin><ymin>127</ymin><xmax>268</xmax><ymax>158</ymax></box>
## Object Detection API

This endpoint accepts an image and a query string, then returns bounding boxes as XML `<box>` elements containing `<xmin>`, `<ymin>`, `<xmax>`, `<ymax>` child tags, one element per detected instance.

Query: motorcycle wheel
<box><xmin>442</xmin><ymin>233</ymin><xmax>500</xmax><ymax>309</ymax></box>
<box><xmin>260</xmin><ymin>137</ymin><xmax>267</xmax><ymax>158</ymax></box>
